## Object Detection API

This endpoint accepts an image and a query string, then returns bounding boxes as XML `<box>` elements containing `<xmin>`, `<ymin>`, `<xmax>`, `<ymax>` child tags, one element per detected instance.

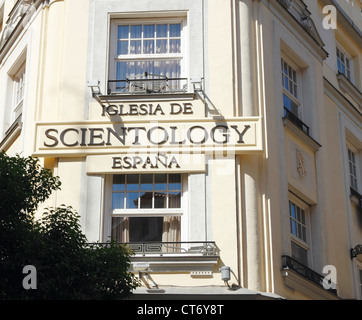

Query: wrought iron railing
<box><xmin>108</xmin><ymin>76</ymin><xmax>188</xmax><ymax>95</ymax></box>
<box><xmin>283</xmin><ymin>107</ymin><xmax>310</xmax><ymax>136</ymax></box>
<box><xmin>122</xmin><ymin>241</ymin><xmax>219</xmax><ymax>256</ymax></box>
<box><xmin>282</xmin><ymin>255</ymin><xmax>337</xmax><ymax>295</ymax></box>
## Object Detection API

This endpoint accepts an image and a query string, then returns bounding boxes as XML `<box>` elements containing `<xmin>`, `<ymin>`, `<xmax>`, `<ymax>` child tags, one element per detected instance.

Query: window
<box><xmin>289</xmin><ymin>198</ymin><xmax>310</xmax><ymax>266</ymax></box>
<box><xmin>110</xmin><ymin>174</ymin><xmax>182</xmax><ymax>243</ymax></box>
<box><xmin>281</xmin><ymin>58</ymin><xmax>299</xmax><ymax>117</ymax></box>
<box><xmin>12</xmin><ymin>63</ymin><xmax>26</xmax><ymax>121</ymax></box>
<box><xmin>4</xmin><ymin>59</ymin><xmax>26</xmax><ymax>134</ymax></box>
<box><xmin>109</xmin><ymin>18</ymin><xmax>186</xmax><ymax>94</ymax></box>
<box><xmin>348</xmin><ymin>146</ymin><xmax>360</xmax><ymax>192</ymax></box>
<box><xmin>337</xmin><ymin>47</ymin><xmax>352</xmax><ymax>81</ymax></box>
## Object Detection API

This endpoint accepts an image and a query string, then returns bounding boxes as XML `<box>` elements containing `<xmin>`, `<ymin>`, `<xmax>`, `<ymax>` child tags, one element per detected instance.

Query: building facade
<box><xmin>0</xmin><ymin>0</ymin><xmax>361</xmax><ymax>300</ymax></box>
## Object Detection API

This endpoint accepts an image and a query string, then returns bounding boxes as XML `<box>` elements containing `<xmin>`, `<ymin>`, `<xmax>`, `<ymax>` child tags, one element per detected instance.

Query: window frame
<box><xmin>103</xmin><ymin>173</ymin><xmax>188</xmax><ymax>244</ymax></box>
<box><xmin>288</xmin><ymin>194</ymin><xmax>312</xmax><ymax>267</ymax></box>
<box><xmin>336</xmin><ymin>45</ymin><xmax>353</xmax><ymax>82</ymax></box>
<box><xmin>109</xmin><ymin>17</ymin><xmax>187</xmax><ymax>84</ymax></box>
<box><xmin>11</xmin><ymin>62</ymin><xmax>26</xmax><ymax>123</ymax></box>
<box><xmin>347</xmin><ymin>142</ymin><xmax>361</xmax><ymax>193</ymax></box>
<box><xmin>111</xmin><ymin>173</ymin><xmax>184</xmax><ymax>217</ymax></box>
<box><xmin>281</xmin><ymin>57</ymin><xmax>303</xmax><ymax>118</ymax></box>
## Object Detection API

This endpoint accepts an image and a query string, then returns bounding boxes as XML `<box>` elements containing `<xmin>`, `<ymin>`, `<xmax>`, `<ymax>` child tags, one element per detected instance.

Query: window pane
<box><xmin>154</xmin><ymin>191</ymin><xmax>167</xmax><ymax>208</ymax></box>
<box><xmin>169</xmin><ymin>39</ymin><xmax>181</xmax><ymax>53</ymax></box>
<box><xmin>143</xmin><ymin>40</ymin><xmax>154</xmax><ymax>54</ymax></box>
<box><xmin>144</xmin><ymin>24</ymin><xmax>155</xmax><ymax>38</ymax></box>
<box><xmin>155</xmin><ymin>174</ymin><xmax>167</xmax><ymax>191</ymax></box>
<box><xmin>290</xmin><ymin>202</ymin><xmax>296</xmax><ymax>218</ymax></box>
<box><xmin>129</xmin><ymin>217</ymin><xmax>163</xmax><ymax>242</ymax></box>
<box><xmin>169</xmin><ymin>24</ymin><xmax>181</xmax><ymax>37</ymax></box>
<box><xmin>291</xmin><ymin>241</ymin><xmax>308</xmax><ymax>266</ymax></box>
<box><xmin>156</xmin><ymin>24</ymin><xmax>167</xmax><ymax>38</ymax></box>
<box><xmin>112</xmin><ymin>192</ymin><xmax>124</xmax><ymax>209</ymax></box>
<box><xmin>283</xmin><ymin>94</ymin><xmax>298</xmax><ymax>116</ymax></box>
<box><xmin>140</xmin><ymin>192</ymin><xmax>153</xmax><ymax>208</ymax></box>
<box><xmin>113</xmin><ymin>175</ymin><xmax>125</xmax><ymax>191</ymax></box>
<box><xmin>130</xmin><ymin>25</ymin><xmax>142</xmax><ymax>38</ymax></box>
<box><xmin>127</xmin><ymin>174</ymin><xmax>139</xmax><ymax>191</ymax></box>
<box><xmin>156</xmin><ymin>39</ymin><xmax>167</xmax><ymax>53</ymax></box>
<box><xmin>126</xmin><ymin>192</ymin><xmax>139</xmax><ymax>209</ymax></box>
<box><xmin>302</xmin><ymin>226</ymin><xmax>306</xmax><ymax>242</ymax></box>
<box><xmin>116</xmin><ymin>62</ymin><xmax>127</xmax><ymax>80</ymax></box>
<box><xmin>111</xmin><ymin>217</ymin><xmax>128</xmax><ymax>242</ymax></box>
<box><xmin>169</xmin><ymin>174</ymin><xmax>181</xmax><ymax>190</ymax></box>
<box><xmin>141</xmin><ymin>174</ymin><xmax>153</xmax><ymax>191</ymax></box>
<box><xmin>118</xmin><ymin>25</ymin><xmax>129</xmax><ymax>39</ymax></box>
<box><xmin>117</xmin><ymin>40</ymin><xmax>128</xmax><ymax>55</ymax></box>
<box><xmin>130</xmin><ymin>40</ymin><xmax>141</xmax><ymax>54</ymax></box>
<box><xmin>284</xmin><ymin>75</ymin><xmax>289</xmax><ymax>91</ymax></box>
<box><xmin>169</xmin><ymin>192</ymin><xmax>181</xmax><ymax>208</ymax></box>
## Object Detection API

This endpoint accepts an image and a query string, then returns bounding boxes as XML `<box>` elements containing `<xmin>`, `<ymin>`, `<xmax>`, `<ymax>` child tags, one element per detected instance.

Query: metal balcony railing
<box><xmin>282</xmin><ymin>255</ymin><xmax>337</xmax><ymax>295</ymax></box>
<box><xmin>108</xmin><ymin>75</ymin><xmax>188</xmax><ymax>95</ymax></box>
<box><xmin>283</xmin><ymin>107</ymin><xmax>310</xmax><ymax>136</ymax></box>
<box><xmin>123</xmin><ymin>241</ymin><xmax>219</xmax><ymax>256</ymax></box>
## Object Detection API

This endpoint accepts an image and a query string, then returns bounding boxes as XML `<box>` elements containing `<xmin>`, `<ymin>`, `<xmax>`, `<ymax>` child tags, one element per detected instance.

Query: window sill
<box><xmin>337</xmin><ymin>73</ymin><xmax>362</xmax><ymax>108</ymax></box>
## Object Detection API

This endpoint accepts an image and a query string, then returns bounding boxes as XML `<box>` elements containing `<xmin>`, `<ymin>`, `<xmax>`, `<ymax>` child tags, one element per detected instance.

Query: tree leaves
<box><xmin>0</xmin><ymin>153</ymin><xmax>140</xmax><ymax>300</ymax></box>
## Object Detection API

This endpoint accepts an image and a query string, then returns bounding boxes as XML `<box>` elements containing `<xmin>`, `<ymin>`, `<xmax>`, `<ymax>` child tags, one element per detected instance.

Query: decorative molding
<box><xmin>277</xmin><ymin>0</ymin><xmax>292</xmax><ymax>10</ymax></box>
<box><xmin>296</xmin><ymin>149</ymin><xmax>307</xmax><ymax>179</ymax></box>
<box><xmin>0</xmin><ymin>0</ymin><xmax>39</xmax><ymax>61</ymax></box>
<box><xmin>274</xmin><ymin>0</ymin><xmax>326</xmax><ymax>54</ymax></box>
<box><xmin>337</xmin><ymin>73</ymin><xmax>362</xmax><ymax>110</ymax></box>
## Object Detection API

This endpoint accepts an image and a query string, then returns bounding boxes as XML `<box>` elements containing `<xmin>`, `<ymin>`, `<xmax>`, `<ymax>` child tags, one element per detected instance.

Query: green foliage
<box><xmin>0</xmin><ymin>151</ymin><xmax>61</xmax><ymax>220</ymax></box>
<box><xmin>0</xmin><ymin>153</ymin><xmax>140</xmax><ymax>300</ymax></box>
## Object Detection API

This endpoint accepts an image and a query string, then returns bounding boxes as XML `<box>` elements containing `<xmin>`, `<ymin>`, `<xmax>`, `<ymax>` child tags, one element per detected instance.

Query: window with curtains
<box><xmin>109</xmin><ymin>18</ymin><xmax>186</xmax><ymax>94</ymax></box>
<box><xmin>288</xmin><ymin>197</ymin><xmax>311</xmax><ymax>267</ymax></box>
<box><xmin>111</xmin><ymin>174</ymin><xmax>182</xmax><ymax>244</ymax></box>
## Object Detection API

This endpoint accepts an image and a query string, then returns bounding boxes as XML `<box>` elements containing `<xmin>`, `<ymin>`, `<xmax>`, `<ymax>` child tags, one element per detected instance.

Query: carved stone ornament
<box><xmin>296</xmin><ymin>149</ymin><xmax>307</xmax><ymax>179</ymax></box>
<box><xmin>0</xmin><ymin>0</ymin><xmax>36</xmax><ymax>50</ymax></box>
<box><xmin>277</xmin><ymin>0</ymin><xmax>293</xmax><ymax>10</ymax></box>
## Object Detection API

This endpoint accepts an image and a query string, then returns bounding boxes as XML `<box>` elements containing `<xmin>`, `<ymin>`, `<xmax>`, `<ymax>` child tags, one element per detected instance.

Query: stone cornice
<box><xmin>270</xmin><ymin>0</ymin><xmax>328</xmax><ymax>61</ymax></box>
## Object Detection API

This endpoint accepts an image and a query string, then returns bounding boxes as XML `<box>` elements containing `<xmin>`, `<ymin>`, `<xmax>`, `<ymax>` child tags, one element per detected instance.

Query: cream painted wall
<box><xmin>40</xmin><ymin>0</ymin><xmax>89</xmax><ymax>122</ymax></box>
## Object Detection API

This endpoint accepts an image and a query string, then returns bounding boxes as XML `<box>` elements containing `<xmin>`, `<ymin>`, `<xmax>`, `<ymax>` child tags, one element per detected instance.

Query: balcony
<box><xmin>283</xmin><ymin>107</ymin><xmax>310</xmax><ymax>136</ymax></box>
<box><xmin>282</xmin><ymin>255</ymin><xmax>338</xmax><ymax>297</ymax></box>
<box><xmin>107</xmin><ymin>75</ymin><xmax>188</xmax><ymax>96</ymax></box>
<box><xmin>124</xmin><ymin>241</ymin><xmax>219</xmax><ymax>274</ymax></box>
<box><xmin>282</xmin><ymin>107</ymin><xmax>321</xmax><ymax>152</ymax></box>
<box><xmin>124</xmin><ymin>241</ymin><xmax>219</xmax><ymax>256</ymax></box>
